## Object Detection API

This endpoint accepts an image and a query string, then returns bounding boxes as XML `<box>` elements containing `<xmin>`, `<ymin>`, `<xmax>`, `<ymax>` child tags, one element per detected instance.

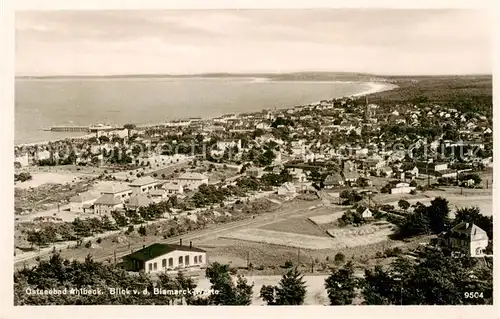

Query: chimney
<box><xmin>180</xmin><ymin>238</ymin><xmax>183</xmax><ymax>246</ymax></box>
<box><xmin>190</xmin><ymin>241</ymin><xmax>192</xmax><ymax>249</ymax></box>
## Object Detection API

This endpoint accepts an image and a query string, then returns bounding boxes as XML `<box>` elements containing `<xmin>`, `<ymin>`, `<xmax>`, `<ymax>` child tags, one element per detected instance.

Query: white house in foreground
<box><xmin>122</xmin><ymin>242</ymin><xmax>207</xmax><ymax>274</ymax></box>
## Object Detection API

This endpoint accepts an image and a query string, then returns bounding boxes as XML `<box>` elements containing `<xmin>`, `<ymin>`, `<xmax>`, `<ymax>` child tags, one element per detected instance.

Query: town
<box><xmin>14</xmin><ymin>75</ymin><xmax>493</xmax><ymax>305</ymax></box>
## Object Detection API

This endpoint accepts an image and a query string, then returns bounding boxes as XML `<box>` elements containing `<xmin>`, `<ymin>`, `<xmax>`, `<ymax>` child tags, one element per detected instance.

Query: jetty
<box><xmin>43</xmin><ymin>124</ymin><xmax>119</xmax><ymax>133</ymax></box>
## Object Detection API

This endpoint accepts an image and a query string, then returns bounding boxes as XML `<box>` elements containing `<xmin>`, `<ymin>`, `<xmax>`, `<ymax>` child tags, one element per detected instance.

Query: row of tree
<box><xmin>15</xmin><ymin>245</ymin><xmax>492</xmax><ymax>305</ymax></box>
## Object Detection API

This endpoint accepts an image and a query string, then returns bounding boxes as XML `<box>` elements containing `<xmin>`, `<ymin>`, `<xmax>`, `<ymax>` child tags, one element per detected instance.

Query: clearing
<box><xmin>222</xmin><ymin>228</ymin><xmax>340</xmax><ymax>250</ymax></box>
<box><xmin>258</xmin><ymin>217</ymin><xmax>330</xmax><ymax>237</ymax></box>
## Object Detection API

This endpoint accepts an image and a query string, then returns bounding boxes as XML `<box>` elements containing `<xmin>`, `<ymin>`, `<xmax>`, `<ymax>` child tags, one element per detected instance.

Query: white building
<box><xmin>216</xmin><ymin>140</ymin><xmax>241</xmax><ymax>151</ymax></box>
<box><xmin>93</xmin><ymin>194</ymin><xmax>124</xmax><ymax>215</ymax></box>
<box><xmin>100</xmin><ymin>183</ymin><xmax>133</xmax><ymax>201</ymax></box>
<box><xmin>149</xmin><ymin>189</ymin><xmax>168</xmax><ymax>201</ymax></box>
<box><xmin>361</xmin><ymin>208</ymin><xmax>373</xmax><ymax>219</ymax></box>
<box><xmin>69</xmin><ymin>191</ymin><xmax>100</xmax><ymax>213</ymax></box>
<box><xmin>177</xmin><ymin>172</ymin><xmax>209</xmax><ymax>189</ymax></box>
<box><xmin>36</xmin><ymin>150</ymin><xmax>51</xmax><ymax>161</ymax></box>
<box><xmin>123</xmin><ymin>242</ymin><xmax>207</xmax><ymax>273</ymax></box>
<box><xmin>162</xmin><ymin>182</ymin><xmax>184</xmax><ymax>195</ymax></box>
<box><xmin>129</xmin><ymin>176</ymin><xmax>161</xmax><ymax>195</ymax></box>
<box><xmin>14</xmin><ymin>154</ymin><xmax>30</xmax><ymax>167</ymax></box>
<box><xmin>390</xmin><ymin>182</ymin><xmax>416</xmax><ymax>194</ymax></box>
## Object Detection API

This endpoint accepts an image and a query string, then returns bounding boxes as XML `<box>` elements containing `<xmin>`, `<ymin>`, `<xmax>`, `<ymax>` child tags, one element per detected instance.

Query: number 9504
<box><xmin>464</xmin><ymin>292</ymin><xmax>483</xmax><ymax>298</ymax></box>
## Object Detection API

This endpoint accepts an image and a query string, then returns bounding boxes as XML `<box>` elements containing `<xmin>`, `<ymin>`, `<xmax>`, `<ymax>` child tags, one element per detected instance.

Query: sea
<box><xmin>15</xmin><ymin>77</ymin><xmax>375</xmax><ymax>145</ymax></box>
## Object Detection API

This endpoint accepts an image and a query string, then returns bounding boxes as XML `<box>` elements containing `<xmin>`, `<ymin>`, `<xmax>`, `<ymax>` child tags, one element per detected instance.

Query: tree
<box><xmin>334</xmin><ymin>252</ymin><xmax>345</xmax><ymax>264</ymax></box>
<box><xmin>200</xmin><ymin>262</ymin><xmax>253</xmax><ymax>305</ymax></box>
<box><xmin>339</xmin><ymin>190</ymin><xmax>362</xmax><ymax>205</ymax></box>
<box><xmin>359</xmin><ymin>248</ymin><xmax>492</xmax><ymax>305</ymax></box>
<box><xmin>399</xmin><ymin>210</ymin><xmax>430</xmax><ymax>237</ymax></box>
<box><xmin>427</xmin><ymin>197</ymin><xmax>450</xmax><ymax>234</ymax></box>
<box><xmin>260</xmin><ymin>267</ymin><xmax>306</xmax><ymax>305</ymax></box>
<box><xmin>138</xmin><ymin>225</ymin><xmax>147</xmax><ymax>236</ymax></box>
<box><xmin>398</xmin><ymin>199</ymin><xmax>411</xmax><ymax>212</ymax></box>
<box><xmin>324</xmin><ymin>262</ymin><xmax>357</xmax><ymax>305</ymax></box>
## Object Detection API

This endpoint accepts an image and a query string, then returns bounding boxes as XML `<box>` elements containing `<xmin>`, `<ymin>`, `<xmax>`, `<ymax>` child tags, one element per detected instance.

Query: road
<box><xmin>14</xmin><ymin>190</ymin><xmax>276</xmax><ymax>267</ymax></box>
<box><xmin>95</xmin><ymin>201</ymin><xmax>325</xmax><ymax>263</ymax></box>
<box><xmin>13</xmin><ymin>190</ymin><xmax>443</xmax><ymax>268</ymax></box>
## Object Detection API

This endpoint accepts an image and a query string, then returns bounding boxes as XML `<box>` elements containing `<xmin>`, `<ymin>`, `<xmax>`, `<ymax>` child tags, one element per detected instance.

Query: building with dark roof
<box><xmin>324</xmin><ymin>173</ymin><xmax>344</xmax><ymax>188</ymax></box>
<box><xmin>122</xmin><ymin>242</ymin><xmax>207</xmax><ymax>273</ymax></box>
<box><xmin>446</xmin><ymin>222</ymin><xmax>489</xmax><ymax>257</ymax></box>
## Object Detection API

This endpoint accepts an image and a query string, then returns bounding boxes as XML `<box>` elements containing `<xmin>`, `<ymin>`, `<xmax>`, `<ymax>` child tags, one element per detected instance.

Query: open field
<box><xmin>15</xmin><ymin>172</ymin><xmax>84</xmax><ymax>189</ymax></box>
<box><xmin>22</xmin><ymin>165</ymin><xmax>107</xmax><ymax>176</ymax></box>
<box><xmin>258</xmin><ymin>217</ymin><xmax>330</xmax><ymax>237</ymax></box>
<box><xmin>308</xmin><ymin>211</ymin><xmax>346</xmax><ymax>225</ymax></box>
<box><xmin>222</xmin><ymin>228</ymin><xmax>342</xmax><ymax>250</ymax></box>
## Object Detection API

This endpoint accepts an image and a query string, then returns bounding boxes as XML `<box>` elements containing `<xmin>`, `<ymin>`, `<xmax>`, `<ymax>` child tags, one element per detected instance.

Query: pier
<box><xmin>43</xmin><ymin>124</ymin><xmax>119</xmax><ymax>133</ymax></box>
<box><xmin>44</xmin><ymin>126</ymin><xmax>90</xmax><ymax>132</ymax></box>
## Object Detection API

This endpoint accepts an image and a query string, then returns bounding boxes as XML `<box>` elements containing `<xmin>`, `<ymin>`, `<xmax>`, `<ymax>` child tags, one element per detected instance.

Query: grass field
<box><xmin>222</xmin><ymin>228</ymin><xmax>339</xmax><ymax>250</ymax></box>
<box><xmin>258</xmin><ymin>217</ymin><xmax>330</xmax><ymax>237</ymax></box>
<box><xmin>308</xmin><ymin>211</ymin><xmax>346</xmax><ymax>225</ymax></box>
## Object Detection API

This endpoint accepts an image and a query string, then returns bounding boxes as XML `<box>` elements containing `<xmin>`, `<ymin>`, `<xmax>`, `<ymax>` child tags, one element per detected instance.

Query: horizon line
<box><xmin>15</xmin><ymin>71</ymin><xmax>493</xmax><ymax>79</ymax></box>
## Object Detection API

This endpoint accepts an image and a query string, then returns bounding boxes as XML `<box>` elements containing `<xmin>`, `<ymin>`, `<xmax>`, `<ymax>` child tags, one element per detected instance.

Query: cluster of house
<box><xmin>69</xmin><ymin>172</ymin><xmax>209</xmax><ymax>215</ymax></box>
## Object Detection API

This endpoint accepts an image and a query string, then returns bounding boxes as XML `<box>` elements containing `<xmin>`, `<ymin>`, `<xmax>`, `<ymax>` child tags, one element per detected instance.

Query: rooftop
<box><xmin>124</xmin><ymin>243</ymin><xmax>206</xmax><ymax>262</ymax></box>
<box><xmin>94</xmin><ymin>194</ymin><xmax>123</xmax><ymax>206</ymax></box>
<box><xmin>69</xmin><ymin>191</ymin><xmax>99</xmax><ymax>203</ymax></box>
<box><xmin>100</xmin><ymin>183</ymin><xmax>132</xmax><ymax>195</ymax></box>
<box><xmin>450</xmin><ymin>222</ymin><xmax>488</xmax><ymax>239</ymax></box>
<box><xmin>129</xmin><ymin>176</ymin><xmax>159</xmax><ymax>187</ymax></box>
<box><xmin>127</xmin><ymin>195</ymin><xmax>152</xmax><ymax>208</ymax></box>
<box><xmin>163</xmin><ymin>182</ymin><xmax>183</xmax><ymax>190</ymax></box>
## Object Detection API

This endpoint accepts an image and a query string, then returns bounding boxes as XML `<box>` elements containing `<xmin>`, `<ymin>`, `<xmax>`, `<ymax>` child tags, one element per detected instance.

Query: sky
<box><xmin>15</xmin><ymin>9</ymin><xmax>492</xmax><ymax>76</ymax></box>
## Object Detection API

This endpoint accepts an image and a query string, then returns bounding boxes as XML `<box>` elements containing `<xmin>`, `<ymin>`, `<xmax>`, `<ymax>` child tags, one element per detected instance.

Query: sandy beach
<box><xmin>351</xmin><ymin>81</ymin><xmax>396</xmax><ymax>97</ymax></box>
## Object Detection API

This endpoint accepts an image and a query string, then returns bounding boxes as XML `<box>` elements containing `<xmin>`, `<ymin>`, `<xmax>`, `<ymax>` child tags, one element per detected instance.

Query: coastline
<box><xmin>351</xmin><ymin>81</ymin><xmax>396</xmax><ymax>97</ymax></box>
<box><xmin>15</xmin><ymin>81</ymin><xmax>397</xmax><ymax>148</ymax></box>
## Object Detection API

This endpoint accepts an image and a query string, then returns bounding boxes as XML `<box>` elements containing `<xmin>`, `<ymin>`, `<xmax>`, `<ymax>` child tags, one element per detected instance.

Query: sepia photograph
<box><xmin>5</xmin><ymin>1</ymin><xmax>495</xmax><ymax>312</ymax></box>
